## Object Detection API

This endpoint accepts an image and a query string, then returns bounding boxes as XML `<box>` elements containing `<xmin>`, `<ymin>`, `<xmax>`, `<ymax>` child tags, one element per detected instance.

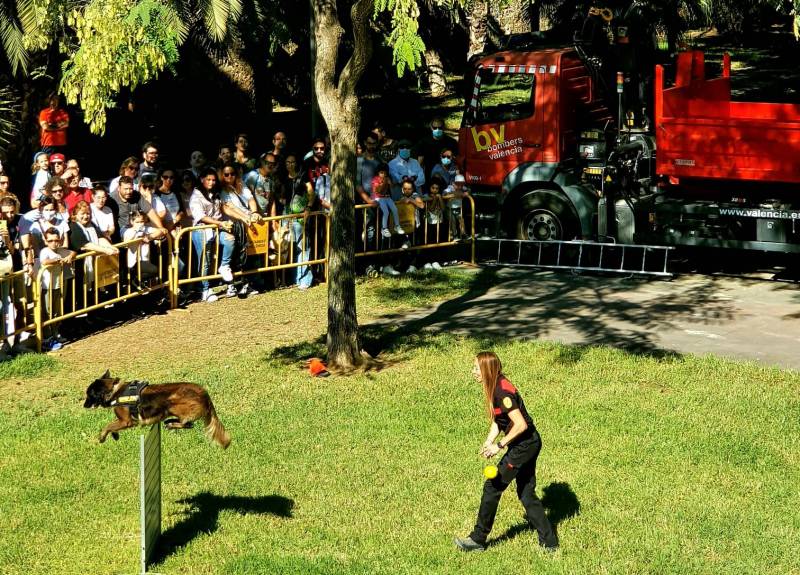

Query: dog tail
<box><xmin>204</xmin><ymin>401</ymin><xmax>231</xmax><ymax>449</ymax></box>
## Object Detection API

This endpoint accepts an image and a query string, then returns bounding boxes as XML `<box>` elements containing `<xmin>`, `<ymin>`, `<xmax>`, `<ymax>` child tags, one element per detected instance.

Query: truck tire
<box><xmin>515</xmin><ymin>191</ymin><xmax>579</xmax><ymax>241</ymax></box>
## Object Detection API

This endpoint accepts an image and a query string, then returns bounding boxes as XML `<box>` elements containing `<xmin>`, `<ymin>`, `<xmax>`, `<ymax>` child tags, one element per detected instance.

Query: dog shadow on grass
<box><xmin>150</xmin><ymin>491</ymin><xmax>293</xmax><ymax>565</ymax></box>
<box><xmin>491</xmin><ymin>482</ymin><xmax>580</xmax><ymax>547</ymax></box>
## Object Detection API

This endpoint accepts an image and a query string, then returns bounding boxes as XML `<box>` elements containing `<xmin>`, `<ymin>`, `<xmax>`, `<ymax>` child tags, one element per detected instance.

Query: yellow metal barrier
<box><xmin>354</xmin><ymin>194</ymin><xmax>476</xmax><ymax>263</ymax></box>
<box><xmin>0</xmin><ymin>269</ymin><xmax>36</xmax><ymax>346</ymax></box>
<box><xmin>170</xmin><ymin>211</ymin><xmax>330</xmax><ymax>304</ymax></box>
<box><xmin>34</xmin><ymin>234</ymin><xmax>172</xmax><ymax>351</ymax></box>
<box><xmin>5</xmin><ymin>199</ymin><xmax>477</xmax><ymax>353</ymax></box>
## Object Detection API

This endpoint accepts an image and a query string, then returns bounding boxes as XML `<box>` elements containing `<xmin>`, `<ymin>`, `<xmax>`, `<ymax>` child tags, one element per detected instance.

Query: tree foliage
<box><xmin>60</xmin><ymin>0</ymin><xmax>182</xmax><ymax>134</ymax></box>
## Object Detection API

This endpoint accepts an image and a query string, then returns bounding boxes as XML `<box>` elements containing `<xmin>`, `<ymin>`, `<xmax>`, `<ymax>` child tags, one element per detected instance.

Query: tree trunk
<box><xmin>467</xmin><ymin>0</ymin><xmax>489</xmax><ymax>60</ymax></box>
<box><xmin>424</xmin><ymin>49</ymin><xmax>448</xmax><ymax>97</ymax></box>
<box><xmin>312</xmin><ymin>0</ymin><xmax>372</xmax><ymax>370</ymax></box>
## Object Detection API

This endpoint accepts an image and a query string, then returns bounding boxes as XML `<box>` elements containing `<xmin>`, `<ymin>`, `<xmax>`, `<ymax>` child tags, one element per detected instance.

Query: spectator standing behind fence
<box><xmin>0</xmin><ymin>172</ymin><xmax>13</xmax><ymax>201</ymax></box>
<box><xmin>123</xmin><ymin>211</ymin><xmax>162</xmax><ymax>287</ymax></box>
<box><xmin>21</xmin><ymin>193</ymin><xmax>70</xmax><ymax>260</ymax></box>
<box><xmin>109</xmin><ymin>158</ymin><xmax>139</xmax><ymax>196</ymax></box>
<box><xmin>90</xmin><ymin>185</ymin><xmax>115</xmax><ymax>241</ymax></box>
<box><xmin>443</xmin><ymin>174</ymin><xmax>470</xmax><ymax>241</ymax></box>
<box><xmin>216</xmin><ymin>145</ymin><xmax>233</xmax><ymax>170</ymax></box>
<box><xmin>372</xmin><ymin>122</ymin><xmax>399</xmax><ymax>164</ymax></box>
<box><xmin>68</xmin><ymin>200</ymin><xmax>118</xmax><ymax>307</ymax></box>
<box><xmin>389</xmin><ymin>140</ymin><xmax>425</xmax><ymax>200</ymax></box>
<box><xmin>65</xmin><ymin>158</ymin><xmax>93</xmax><ymax>191</ymax></box>
<box><xmin>138</xmin><ymin>175</ymin><xmax>168</xmax><ymax>226</ymax></box>
<box><xmin>39</xmin><ymin>93</ymin><xmax>69</xmax><ymax>155</ymax></box>
<box><xmin>108</xmin><ymin>176</ymin><xmax>166</xmax><ymax>241</ymax></box>
<box><xmin>413</xmin><ymin>117</ymin><xmax>458</xmax><ymax>179</ymax></box>
<box><xmin>371</xmin><ymin>165</ymin><xmax>404</xmax><ymax>239</ymax></box>
<box><xmin>219</xmin><ymin>164</ymin><xmax>261</xmax><ymax>298</ymax></box>
<box><xmin>30</xmin><ymin>153</ymin><xmax>50</xmax><ymax>208</ymax></box>
<box><xmin>302</xmin><ymin>137</ymin><xmax>330</xmax><ymax>203</ymax></box>
<box><xmin>38</xmin><ymin>228</ymin><xmax>75</xmax><ymax>351</ymax></box>
<box><xmin>49</xmin><ymin>153</ymin><xmax>67</xmax><ymax>181</ymax></box>
<box><xmin>139</xmin><ymin>142</ymin><xmax>160</xmax><ymax>179</ymax></box>
<box><xmin>155</xmin><ymin>168</ymin><xmax>185</xmax><ymax>234</ymax></box>
<box><xmin>62</xmin><ymin>167</ymin><xmax>91</xmax><ymax>213</ymax></box>
<box><xmin>244</xmin><ymin>155</ymin><xmax>281</xmax><ymax>219</ymax></box>
<box><xmin>234</xmin><ymin>134</ymin><xmax>256</xmax><ymax>174</ymax></box>
<box><xmin>430</xmin><ymin>147</ymin><xmax>458</xmax><ymax>187</ymax></box>
<box><xmin>396</xmin><ymin>180</ymin><xmax>425</xmax><ymax>252</ymax></box>
<box><xmin>285</xmin><ymin>169</ymin><xmax>315</xmax><ymax>290</ymax></box>
<box><xmin>0</xmin><ymin>197</ymin><xmax>20</xmax><ymax>360</ymax></box>
<box><xmin>189</xmin><ymin>168</ymin><xmax>235</xmax><ymax>303</ymax></box>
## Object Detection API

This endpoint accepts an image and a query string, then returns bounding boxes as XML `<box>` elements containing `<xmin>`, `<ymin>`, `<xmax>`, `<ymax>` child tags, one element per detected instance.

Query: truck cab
<box><xmin>460</xmin><ymin>48</ymin><xmax>609</xmax><ymax>240</ymax></box>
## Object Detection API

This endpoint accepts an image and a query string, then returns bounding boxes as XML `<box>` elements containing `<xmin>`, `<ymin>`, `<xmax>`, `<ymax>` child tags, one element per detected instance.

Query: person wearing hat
<box><xmin>443</xmin><ymin>173</ymin><xmax>470</xmax><ymax>241</ymax></box>
<box><xmin>388</xmin><ymin>139</ymin><xmax>425</xmax><ymax>201</ymax></box>
<box><xmin>454</xmin><ymin>351</ymin><xmax>558</xmax><ymax>553</ymax></box>
<box><xmin>38</xmin><ymin>93</ymin><xmax>69</xmax><ymax>155</ymax></box>
<box><xmin>49</xmin><ymin>153</ymin><xmax>67</xmax><ymax>180</ymax></box>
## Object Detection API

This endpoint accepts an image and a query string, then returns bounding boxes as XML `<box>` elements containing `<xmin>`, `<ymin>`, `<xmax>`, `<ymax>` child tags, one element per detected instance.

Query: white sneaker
<box><xmin>394</xmin><ymin>226</ymin><xmax>405</xmax><ymax>234</ymax></box>
<box><xmin>406</xmin><ymin>265</ymin><xmax>418</xmax><ymax>273</ymax></box>
<box><xmin>381</xmin><ymin>228</ymin><xmax>392</xmax><ymax>238</ymax></box>
<box><xmin>423</xmin><ymin>263</ymin><xmax>433</xmax><ymax>270</ymax></box>
<box><xmin>225</xmin><ymin>284</ymin><xmax>238</xmax><ymax>298</ymax></box>
<box><xmin>201</xmin><ymin>289</ymin><xmax>218</xmax><ymax>303</ymax></box>
<box><xmin>381</xmin><ymin>265</ymin><xmax>400</xmax><ymax>276</ymax></box>
<box><xmin>218</xmin><ymin>265</ymin><xmax>233</xmax><ymax>282</ymax></box>
<box><xmin>432</xmin><ymin>261</ymin><xmax>442</xmax><ymax>270</ymax></box>
<box><xmin>238</xmin><ymin>283</ymin><xmax>257</xmax><ymax>297</ymax></box>
<box><xmin>401</xmin><ymin>242</ymin><xmax>409</xmax><ymax>249</ymax></box>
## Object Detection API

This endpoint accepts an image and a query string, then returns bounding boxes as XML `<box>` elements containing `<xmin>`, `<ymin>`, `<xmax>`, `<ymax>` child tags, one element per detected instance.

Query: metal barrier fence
<box><xmin>170</xmin><ymin>211</ymin><xmax>330</xmax><ymax>305</ymax></box>
<box><xmin>3</xmin><ymin>200</ymin><xmax>473</xmax><ymax>352</ymax></box>
<box><xmin>354</xmin><ymin>194</ymin><xmax>476</xmax><ymax>263</ymax></box>
<box><xmin>34</xmin><ymin>234</ymin><xmax>173</xmax><ymax>351</ymax></box>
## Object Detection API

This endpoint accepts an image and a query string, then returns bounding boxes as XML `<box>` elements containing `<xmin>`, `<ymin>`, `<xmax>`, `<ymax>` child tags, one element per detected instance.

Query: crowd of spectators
<box><xmin>0</xmin><ymin>117</ymin><xmax>467</xmax><ymax>357</ymax></box>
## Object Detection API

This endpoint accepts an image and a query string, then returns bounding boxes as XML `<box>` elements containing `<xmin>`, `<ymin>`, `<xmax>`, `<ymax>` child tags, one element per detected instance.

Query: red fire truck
<box><xmin>459</xmin><ymin>22</ymin><xmax>800</xmax><ymax>254</ymax></box>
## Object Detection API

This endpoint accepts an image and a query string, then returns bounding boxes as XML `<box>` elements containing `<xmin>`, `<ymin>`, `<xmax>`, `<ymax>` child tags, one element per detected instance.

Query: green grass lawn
<box><xmin>0</xmin><ymin>269</ymin><xmax>798</xmax><ymax>574</ymax></box>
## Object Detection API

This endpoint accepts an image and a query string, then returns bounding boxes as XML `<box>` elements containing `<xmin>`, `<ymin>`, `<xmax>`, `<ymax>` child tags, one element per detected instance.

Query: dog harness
<box><xmin>110</xmin><ymin>380</ymin><xmax>149</xmax><ymax>419</ymax></box>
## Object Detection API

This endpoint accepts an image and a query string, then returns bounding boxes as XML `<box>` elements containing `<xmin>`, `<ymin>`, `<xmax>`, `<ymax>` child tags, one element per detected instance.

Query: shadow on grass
<box><xmin>491</xmin><ymin>481</ymin><xmax>580</xmax><ymax>546</ymax></box>
<box><xmin>151</xmin><ymin>491</ymin><xmax>293</xmax><ymax>565</ymax></box>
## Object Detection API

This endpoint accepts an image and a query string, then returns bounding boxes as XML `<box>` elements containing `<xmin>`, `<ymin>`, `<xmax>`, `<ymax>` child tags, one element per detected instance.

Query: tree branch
<box><xmin>339</xmin><ymin>0</ymin><xmax>373</xmax><ymax>99</ymax></box>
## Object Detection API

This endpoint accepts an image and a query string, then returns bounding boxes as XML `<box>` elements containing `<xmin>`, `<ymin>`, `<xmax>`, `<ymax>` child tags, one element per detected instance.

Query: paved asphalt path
<box><xmin>370</xmin><ymin>268</ymin><xmax>800</xmax><ymax>371</ymax></box>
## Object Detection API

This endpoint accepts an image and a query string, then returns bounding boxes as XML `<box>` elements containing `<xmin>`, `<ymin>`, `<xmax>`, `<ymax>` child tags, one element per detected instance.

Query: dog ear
<box><xmin>101</xmin><ymin>369</ymin><xmax>111</xmax><ymax>380</ymax></box>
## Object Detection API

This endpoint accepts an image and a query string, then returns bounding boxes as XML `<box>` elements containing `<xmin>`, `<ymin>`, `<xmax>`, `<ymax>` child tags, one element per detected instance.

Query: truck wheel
<box><xmin>515</xmin><ymin>192</ymin><xmax>578</xmax><ymax>241</ymax></box>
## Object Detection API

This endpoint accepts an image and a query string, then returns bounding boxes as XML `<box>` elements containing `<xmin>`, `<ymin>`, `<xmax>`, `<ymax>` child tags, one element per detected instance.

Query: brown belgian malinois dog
<box><xmin>83</xmin><ymin>370</ymin><xmax>231</xmax><ymax>449</ymax></box>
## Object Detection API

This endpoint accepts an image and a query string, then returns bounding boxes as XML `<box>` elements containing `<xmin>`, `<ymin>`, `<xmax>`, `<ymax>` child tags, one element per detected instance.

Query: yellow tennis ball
<box><xmin>483</xmin><ymin>465</ymin><xmax>498</xmax><ymax>479</ymax></box>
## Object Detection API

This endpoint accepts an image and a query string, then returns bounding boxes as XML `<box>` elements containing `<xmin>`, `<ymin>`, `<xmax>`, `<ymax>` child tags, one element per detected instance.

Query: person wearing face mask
<box><xmin>413</xmin><ymin>117</ymin><xmax>458</xmax><ymax>179</ymax></box>
<box><xmin>430</xmin><ymin>147</ymin><xmax>458</xmax><ymax>187</ymax></box>
<box><xmin>388</xmin><ymin>139</ymin><xmax>425</xmax><ymax>201</ymax></box>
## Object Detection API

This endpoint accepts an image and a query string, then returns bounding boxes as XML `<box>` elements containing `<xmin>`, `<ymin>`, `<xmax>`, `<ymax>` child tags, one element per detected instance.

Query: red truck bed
<box><xmin>655</xmin><ymin>51</ymin><xmax>800</xmax><ymax>184</ymax></box>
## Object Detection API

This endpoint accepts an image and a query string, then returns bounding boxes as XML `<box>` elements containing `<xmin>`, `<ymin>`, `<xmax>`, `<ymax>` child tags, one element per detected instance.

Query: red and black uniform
<box><xmin>469</xmin><ymin>377</ymin><xmax>558</xmax><ymax>549</ymax></box>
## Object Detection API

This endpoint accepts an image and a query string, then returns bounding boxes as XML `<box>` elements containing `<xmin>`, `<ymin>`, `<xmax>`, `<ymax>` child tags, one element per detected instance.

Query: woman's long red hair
<box><xmin>477</xmin><ymin>351</ymin><xmax>502</xmax><ymax>421</ymax></box>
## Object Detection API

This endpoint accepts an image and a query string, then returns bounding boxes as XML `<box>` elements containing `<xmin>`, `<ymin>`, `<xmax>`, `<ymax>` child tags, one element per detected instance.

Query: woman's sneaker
<box><xmin>218</xmin><ymin>265</ymin><xmax>234</xmax><ymax>282</ymax></box>
<box><xmin>225</xmin><ymin>284</ymin><xmax>238</xmax><ymax>298</ymax></box>
<box><xmin>431</xmin><ymin>261</ymin><xmax>442</xmax><ymax>270</ymax></box>
<box><xmin>238</xmin><ymin>283</ymin><xmax>258</xmax><ymax>297</ymax></box>
<box><xmin>381</xmin><ymin>228</ymin><xmax>392</xmax><ymax>238</ymax></box>
<box><xmin>394</xmin><ymin>225</ymin><xmax>405</xmax><ymax>234</ymax></box>
<box><xmin>201</xmin><ymin>289</ymin><xmax>218</xmax><ymax>303</ymax></box>
<box><xmin>43</xmin><ymin>339</ymin><xmax>63</xmax><ymax>352</ymax></box>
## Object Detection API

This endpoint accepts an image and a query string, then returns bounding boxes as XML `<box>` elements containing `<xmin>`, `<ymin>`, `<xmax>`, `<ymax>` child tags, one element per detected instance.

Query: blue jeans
<box><xmin>376</xmin><ymin>198</ymin><xmax>400</xmax><ymax>231</ymax></box>
<box><xmin>291</xmin><ymin>219</ymin><xmax>312</xmax><ymax>288</ymax></box>
<box><xmin>191</xmin><ymin>229</ymin><xmax>234</xmax><ymax>290</ymax></box>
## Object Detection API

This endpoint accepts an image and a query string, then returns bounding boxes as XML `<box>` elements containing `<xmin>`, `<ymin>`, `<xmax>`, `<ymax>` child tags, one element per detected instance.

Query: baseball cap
<box><xmin>454</xmin><ymin>174</ymin><xmax>466</xmax><ymax>183</ymax></box>
<box><xmin>397</xmin><ymin>139</ymin><xmax>412</xmax><ymax>148</ymax></box>
<box><xmin>49</xmin><ymin>153</ymin><xmax>65</xmax><ymax>163</ymax></box>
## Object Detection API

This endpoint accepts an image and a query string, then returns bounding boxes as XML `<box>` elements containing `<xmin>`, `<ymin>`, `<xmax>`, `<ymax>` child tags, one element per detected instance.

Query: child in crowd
<box><xmin>122</xmin><ymin>211</ymin><xmax>160</xmax><ymax>287</ymax></box>
<box><xmin>443</xmin><ymin>174</ymin><xmax>470</xmax><ymax>241</ymax></box>
<box><xmin>38</xmin><ymin>228</ymin><xmax>75</xmax><ymax>351</ymax></box>
<box><xmin>396</xmin><ymin>180</ymin><xmax>425</xmax><ymax>250</ymax></box>
<box><xmin>90</xmin><ymin>185</ymin><xmax>115</xmax><ymax>240</ymax></box>
<box><xmin>423</xmin><ymin>177</ymin><xmax>446</xmax><ymax>269</ymax></box>
<box><xmin>370</xmin><ymin>165</ymin><xmax>404</xmax><ymax>238</ymax></box>
<box><xmin>30</xmin><ymin>152</ymin><xmax>51</xmax><ymax>209</ymax></box>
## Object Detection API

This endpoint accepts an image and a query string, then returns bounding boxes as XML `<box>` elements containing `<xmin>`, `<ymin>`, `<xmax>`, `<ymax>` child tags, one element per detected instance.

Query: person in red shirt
<box><xmin>39</xmin><ymin>93</ymin><xmax>69</xmax><ymax>154</ymax></box>
<box><xmin>62</xmin><ymin>167</ymin><xmax>92</xmax><ymax>213</ymax></box>
<box><xmin>455</xmin><ymin>351</ymin><xmax>558</xmax><ymax>553</ymax></box>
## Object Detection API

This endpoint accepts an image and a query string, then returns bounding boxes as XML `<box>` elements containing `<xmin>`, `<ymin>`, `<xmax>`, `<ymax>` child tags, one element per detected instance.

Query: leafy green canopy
<box><xmin>59</xmin><ymin>0</ymin><xmax>182</xmax><ymax>134</ymax></box>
